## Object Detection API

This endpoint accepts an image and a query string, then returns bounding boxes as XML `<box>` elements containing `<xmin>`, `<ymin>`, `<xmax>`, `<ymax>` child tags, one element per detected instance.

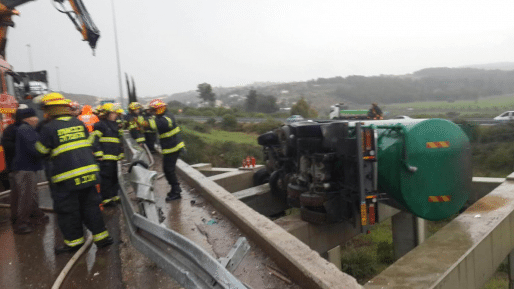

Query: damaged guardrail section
<box><xmin>118</xmin><ymin>134</ymin><xmax>249</xmax><ymax>289</ymax></box>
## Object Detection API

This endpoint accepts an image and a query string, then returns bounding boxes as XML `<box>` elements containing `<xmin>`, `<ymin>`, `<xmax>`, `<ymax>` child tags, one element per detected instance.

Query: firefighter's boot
<box><xmin>165</xmin><ymin>185</ymin><xmax>182</xmax><ymax>202</ymax></box>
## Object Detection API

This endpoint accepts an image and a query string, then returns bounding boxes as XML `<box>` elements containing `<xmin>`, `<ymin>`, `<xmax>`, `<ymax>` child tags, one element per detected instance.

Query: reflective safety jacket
<box><xmin>148</xmin><ymin>114</ymin><xmax>185</xmax><ymax>155</ymax></box>
<box><xmin>78</xmin><ymin>106</ymin><xmax>100</xmax><ymax>132</ymax></box>
<box><xmin>125</xmin><ymin>113</ymin><xmax>146</xmax><ymax>143</ymax></box>
<box><xmin>35</xmin><ymin>116</ymin><xmax>100</xmax><ymax>190</ymax></box>
<box><xmin>91</xmin><ymin>119</ymin><xmax>124</xmax><ymax>161</ymax></box>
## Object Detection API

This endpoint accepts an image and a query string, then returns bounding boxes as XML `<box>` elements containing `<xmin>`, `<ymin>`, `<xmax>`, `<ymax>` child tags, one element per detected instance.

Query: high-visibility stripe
<box><xmin>103</xmin><ymin>155</ymin><xmax>119</xmax><ymax>161</ymax></box>
<box><xmin>91</xmin><ymin>130</ymin><xmax>103</xmax><ymax>137</ymax></box>
<box><xmin>428</xmin><ymin>195</ymin><xmax>452</xmax><ymax>202</ymax></box>
<box><xmin>51</xmin><ymin>164</ymin><xmax>100</xmax><ymax>183</ymax></box>
<box><xmin>118</xmin><ymin>153</ymin><xmax>125</xmax><ymax>159</ymax></box>
<box><xmin>159</xmin><ymin>127</ymin><xmax>180</xmax><ymax>139</ymax></box>
<box><xmin>162</xmin><ymin>142</ymin><xmax>185</xmax><ymax>155</ymax></box>
<box><xmin>51</xmin><ymin>140</ymin><xmax>91</xmax><ymax>157</ymax></box>
<box><xmin>148</xmin><ymin>118</ymin><xmax>157</xmax><ymax>130</ymax></box>
<box><xmin>35</xmin><ymin>141</ymin><xmax>51</xmax><ymax>154</ymax></box>
<box><xmin>102</xmin><ymin>199</ymin><xmax>112</xmax><ymax>205</ymax></box>
<box><xmin>99</xmin><ymin>137</ymin><xmax>120</xmax><ymax>143</ymax></box>
<box><xmin>136</xmin><ymin>137</ymin><xmax>146</xmax><ymax>143</ymax></box>
<box><xmin>94</xmin><ymin>151</ymin><xmax>104</xmax><ymax>157</ymax></box>
<box><xmin>111</xmin><ymin>196</ymin><xmax>120</xmax><ymax>202</ymax></box>
<box><xmin>93</xmin><ymin>230</ymin><xmax>110</xmax><ymax>242</ymax></box>
<box><xmin>164</xmin><ymin>116</ymin><xmax>173</xmax><ymax>128</ymax></box>
<box><xmin>64</xmin><ymin>236</ymin><xmax>85</xmax><ymax>247</ymax></box>
<box><xmin>57</xmin><ymin>117</ymin><xmax>72</xmax><ymax>121</ymax></box>
<box><xmin>426</xmin><ymin>141</ymin><xmax>450</xmax><ymax>149</ymax></box>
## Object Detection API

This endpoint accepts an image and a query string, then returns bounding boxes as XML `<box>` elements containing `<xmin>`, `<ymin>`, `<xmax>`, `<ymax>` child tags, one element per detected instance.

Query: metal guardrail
<box><xmin>118</xmin><ymin>133</ymin><xmax>249</xmax><ymax>289</ymax></box>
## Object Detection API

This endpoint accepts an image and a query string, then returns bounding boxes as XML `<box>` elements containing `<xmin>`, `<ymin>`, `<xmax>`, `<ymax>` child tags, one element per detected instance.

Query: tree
<box><xmin>245</xmin><ymin>89</ymin><xmax>257</xmax><ymax>112</ymax></box>
<box><xmin>197</xmin><ymin>83</ymin><xmax>216</xmax><ymax>106</ymax></box>
<box><xmin>256</xmin><ymin>95</ymin><xmax>279</xmax><ymax>113</ymax></box>
<box><xmin>291</xmin><ymin>97</ymin><xmax>318</xmax><ymax>118</ymax></box>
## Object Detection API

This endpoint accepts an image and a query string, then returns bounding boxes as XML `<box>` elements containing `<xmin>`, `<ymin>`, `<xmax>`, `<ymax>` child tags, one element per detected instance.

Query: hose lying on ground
<box><xmin>51</xmin><ymin>234</ymin><xmax>94</xmax><ymax>289</ymax></box>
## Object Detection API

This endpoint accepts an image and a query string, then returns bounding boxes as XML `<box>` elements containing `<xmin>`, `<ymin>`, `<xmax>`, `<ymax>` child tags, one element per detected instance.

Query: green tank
<box><xmin>356</xmin><ymin>118</ymin><xmax>472</xmax><ymax>221</ymax></box>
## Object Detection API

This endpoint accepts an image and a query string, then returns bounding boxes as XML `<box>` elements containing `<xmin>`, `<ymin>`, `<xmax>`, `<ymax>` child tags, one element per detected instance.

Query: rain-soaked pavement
<box><xmin>0</xmin><ymin>185</ymin><xmax>123</xmax><ymax>289</ymax></box>
<box><xmin>0</xmin><ymin>153</ymin><xmax>301</xmax><ymax>288</ymax></box>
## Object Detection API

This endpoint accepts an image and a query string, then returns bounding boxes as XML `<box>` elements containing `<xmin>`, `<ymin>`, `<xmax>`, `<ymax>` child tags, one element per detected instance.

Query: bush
<box><xmin>206</xmin><ymin>118</ymin><xmax>216</xmax><ymax>126</ymax></box>
<box><xmin>191</xmin><ymin>122</ymin><xmax>211</xmax><ymax>133</ymax></box>
<box><xmin>376</xmin><ymin>241</ymin><xmax>394</xmax><ymax>264</ymax></box>
<box><xmin>340</xmin><ymin>248</ymin><xmax>377</xmax><ymax>281</ymax></box>
<box><xmin>221</xmin><ymin>114</ymin><xmax>237</xmax><ymax>131</ymax></box>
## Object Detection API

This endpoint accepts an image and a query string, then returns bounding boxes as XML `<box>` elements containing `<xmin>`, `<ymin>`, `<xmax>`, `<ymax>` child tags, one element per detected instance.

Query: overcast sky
<box><xmin>6</xmin><ymin>0</ymin><xmax>514</xmax><ymax>100</ymax></box>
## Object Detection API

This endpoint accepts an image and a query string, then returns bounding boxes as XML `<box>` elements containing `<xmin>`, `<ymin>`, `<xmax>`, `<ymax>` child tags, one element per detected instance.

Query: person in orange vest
<box><xmin>78</xmin><ymin>105</ymin><xmax>100</xmax><ymax>133</ymax></box>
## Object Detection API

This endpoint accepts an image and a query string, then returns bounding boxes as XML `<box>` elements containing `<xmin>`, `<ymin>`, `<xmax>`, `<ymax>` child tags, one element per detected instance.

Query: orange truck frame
<box><xmin>0</xmin><ymin>0</ymin><xmax>100</xmax><ymax>173</ymax></box>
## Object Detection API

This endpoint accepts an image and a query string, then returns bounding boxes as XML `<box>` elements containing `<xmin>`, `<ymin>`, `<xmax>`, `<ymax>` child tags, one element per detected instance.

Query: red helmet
<box><xmin>149</xmin><ymin>99</ymin><xmax>166</xmax><ymax>114</ymax></box>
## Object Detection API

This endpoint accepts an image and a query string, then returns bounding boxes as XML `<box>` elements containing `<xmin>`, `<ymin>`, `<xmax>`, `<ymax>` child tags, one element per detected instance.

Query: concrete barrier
<box><xmin>177</xmin><ymin>160</ymin><xmax>362</xmax><ymax>289</ymax></box>
<box><xmin>365</xmin><ymin>176</ymin><xmax>514</xmax><ymax>289</ymax></box>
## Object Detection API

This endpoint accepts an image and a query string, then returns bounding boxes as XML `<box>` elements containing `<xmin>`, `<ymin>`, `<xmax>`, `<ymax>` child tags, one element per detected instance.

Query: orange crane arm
<box><xmin>0</xmin><ymin>0</ymin><xmax>100</xmax><ymax>57</ymax></box>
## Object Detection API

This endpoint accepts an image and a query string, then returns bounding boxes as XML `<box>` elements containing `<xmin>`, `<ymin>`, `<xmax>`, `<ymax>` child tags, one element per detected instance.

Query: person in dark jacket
<box><xmin>10</xmin><ymin>107</ymin><xmax>48</xmax><ymax>234</ymax></box>
<box><xmin>147</xmin><ymin>99</ymin><xmax>185</xmax><ymax>202</ymax></box>
<box><xmin>35</xmin><ymin>93</ymin><xmax>113</xmax><ymax>253</ymax></box>
<box><xmin>367</xmin><ymin>103</ymin><xmax>383</xmax><ymax>120</ymax></box>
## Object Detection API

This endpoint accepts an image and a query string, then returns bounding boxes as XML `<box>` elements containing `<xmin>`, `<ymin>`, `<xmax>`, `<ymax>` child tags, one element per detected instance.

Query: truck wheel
<box><xmin>300</xmin><ymin>193</ymin><xmax>326</xmax><ymax>207</ymax></box>
<box><xmin>300</xmin><ymin>207</ymin><xmax>328</xmax><ymax>224</ymax></box>
<box><xmin>287</xmin><ymin>197</ymin><xmax>301</xmax><ymax>208</ymax></box>
<box><xmin>269</xmin><ymin>170</ymin><xmax>286</xmax><ymax>201</ymax></box>
<box><xmin>253</xmin><ymin>168</ymin><xmax>270</xmax><ymax>186</ymax></box>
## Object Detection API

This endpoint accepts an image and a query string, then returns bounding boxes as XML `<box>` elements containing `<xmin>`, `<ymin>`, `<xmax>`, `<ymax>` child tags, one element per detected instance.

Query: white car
<box><xmin>392</xmin><ymin>115</ymin><xmax>412</xmax><ymax>119</ymax></box>
<box><xmin>286</xmin><ymin>115</ymin><xmax>305</xmax><ymax>123</ymax></box>
<box><xmin>493</xmin><ymin>111</ymin><xmax>514</xmax><ymax>121</ymax></box>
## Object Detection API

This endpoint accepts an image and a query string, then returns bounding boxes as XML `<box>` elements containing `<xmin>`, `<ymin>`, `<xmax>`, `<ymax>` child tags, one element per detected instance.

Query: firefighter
<box><xmin>35</xmin><ymin>93</ymin><xmax>113</xmax><ymax>254</ymax></box>
<box><xmin>142</xmin><ymin>104</ymin><xmax>157</xmax><ymax>153</ymax></box>
<box><xmin>367</xmin><ymin>103</ymin><xmax>383</xmax><ymax>120</ymax></box>
<box><xmin>148</xmin><ymin>99</ymin><xmax>185</xmax><ymax>201</ymax></box>
<box><xmin>78</xmin><ymin>105</ymin><xmax>100</xmax><ymax>133</ymax></box>
<box><xmin>91</xmin><ymin>102</ymin><xmax>124</xmax><ymax>206</ymax></box>
<box><xmin>69</xmin><ymin>101</ymin><xmax>80</xmax><ymax>117</ymax></box>
<box><xmin>126</xmin><ymin>102</ymin><xmax>146</xmax><ymax>145</ymax></box>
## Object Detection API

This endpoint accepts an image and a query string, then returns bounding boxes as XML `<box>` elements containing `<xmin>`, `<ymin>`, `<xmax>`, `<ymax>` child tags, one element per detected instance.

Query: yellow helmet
<box><xmin>102</xmin><ymin>103</ymin><xmax>114</xmax><ymax>112</ymax></box>
<box><xmin>41</xmin><ymin>92</ymin><xmax>70</xmax><ymax>107</ymax></box>
<box><xmin>129</xmin><ymin>102</ymin><xmax>141</xmax><ymax>111</ymax></box>
<box><xmin>116</xmin><ymin>108</ymin><xmax>124</xmax><ymax>114</ymax></box>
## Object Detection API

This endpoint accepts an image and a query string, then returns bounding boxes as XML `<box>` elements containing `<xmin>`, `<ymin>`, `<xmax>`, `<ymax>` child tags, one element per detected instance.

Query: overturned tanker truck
<box><xmin>257</xmin><ymin>118</ymin><xmax>472</xmax><ymax>229</ymax></box>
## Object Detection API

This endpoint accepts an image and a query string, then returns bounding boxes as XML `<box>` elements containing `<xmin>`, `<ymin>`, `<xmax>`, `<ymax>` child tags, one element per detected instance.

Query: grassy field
<box><xmin>181</xmin><ymin>127</ymin><xmax>258</xmax><ymax>145</ymax></box>
<box><xmin>384</xmin><ymin>94</ymin><xmax>514</xmax><ymax>118</ymax></box>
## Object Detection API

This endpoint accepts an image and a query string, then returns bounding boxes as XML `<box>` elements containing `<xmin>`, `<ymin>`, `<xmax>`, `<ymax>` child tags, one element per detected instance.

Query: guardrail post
<box><xmin>509</xmin><ymin>249</ymin><xmax>514</xmax><ymax>289</ymax></box>
<box><xmin>392</xmin><ymin>211</ymin><xmax>425</xmax><ymax>260</ymax></box>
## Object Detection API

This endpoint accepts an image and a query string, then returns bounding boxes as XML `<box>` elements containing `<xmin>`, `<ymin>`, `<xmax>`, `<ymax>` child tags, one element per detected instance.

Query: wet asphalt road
<box><xmin>0</xmin><ymin>185</ymin><xmax>123</xmax><ymax>289</ymax></box>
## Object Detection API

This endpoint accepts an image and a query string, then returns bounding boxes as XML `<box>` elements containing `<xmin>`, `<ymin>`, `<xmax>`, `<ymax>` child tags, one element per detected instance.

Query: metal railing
<box><xmin>118</xmin><ymin>133</ymin><xmax>249</xmax><ymax>289</ymax></box>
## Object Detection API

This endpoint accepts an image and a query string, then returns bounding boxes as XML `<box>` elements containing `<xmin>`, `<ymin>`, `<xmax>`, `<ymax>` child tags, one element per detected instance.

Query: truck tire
<box><xmin>269</xmin><ymin>170</ymin><xmax>287</xmax><ymax>201</ymax></box>
<box><xmin>300</xmin><ymin>207</ymin><xmax>328</xmax><ymax>224</ymax></box>
<box><xmin>253</xmin><ymin>168</ymin><xmax>270</xmax><ymax>186</ymax></box>
<box><xmin>300</xmin><ymin>193</ymin><xmax>326</xmax><ymax>207</ymax></box>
